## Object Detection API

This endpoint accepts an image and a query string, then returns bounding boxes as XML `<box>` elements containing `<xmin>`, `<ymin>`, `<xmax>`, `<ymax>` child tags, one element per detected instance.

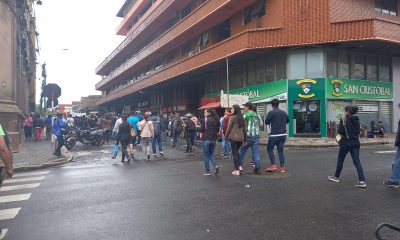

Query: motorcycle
<box><xmin>64</xmin><ymin>127</ymin><xmax>106</xmax><ymax>150</ymax></box>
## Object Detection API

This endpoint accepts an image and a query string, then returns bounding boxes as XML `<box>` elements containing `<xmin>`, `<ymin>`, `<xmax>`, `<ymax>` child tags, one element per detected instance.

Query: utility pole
<box><xmin>226</xmin><ymin>57</ymin><xmax>230</xmax><ymax>107</ymax></box>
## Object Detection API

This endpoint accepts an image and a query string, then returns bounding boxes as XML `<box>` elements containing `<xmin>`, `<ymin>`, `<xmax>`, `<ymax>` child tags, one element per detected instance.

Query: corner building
<box><xmin>96</xmin><ymin>0</ymin><xmax>400</xmax><ymax>137</ymax></box>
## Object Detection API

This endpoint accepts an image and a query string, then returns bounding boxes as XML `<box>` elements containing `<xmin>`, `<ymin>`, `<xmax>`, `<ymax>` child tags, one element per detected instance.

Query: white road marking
<box><xmin>3</xmin><ymin>176</ymin><xmax>46</xmax><ymax>184</ymax></box>
<box><xmin>0</xmin><ymin>194</ymin><xmax>31</xmax><ymax>204</ymax></box>
<box><xmin>0</xmin><ymin>229</ymin><xmax>8</xmax><ymax>239</ymax></box>
<box><xmin>61</xmin><ymin>165</ymin><xmax>99</xmax><ymax>169</ymax></box>
<box><xmin>0</xmin><ymin>208</ymin><xmax>21</xmax><ymax>220</ymax></box>
<box><xmin>0</xmin><ymin>183</ymin><xmax>40</xmax><ymax>192</ymax></box>
<box><xmin>75</xmin><ymin>151</ymin><xmax>92</xmax><ymax>156</ymax></box>
<box><xmin>13</xmin><ymin>171</ymin><xmax>50</xmax><ymax>178</ymax></box>
<box><xmin>375</xmin><ymin>151</ymin><xmax>397</xmax><ymax>154</ymax></box>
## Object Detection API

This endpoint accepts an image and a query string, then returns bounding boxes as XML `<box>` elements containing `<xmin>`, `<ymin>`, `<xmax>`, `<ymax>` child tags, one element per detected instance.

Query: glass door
<box><xmin>293</xmin><ymin>100</ymin><xmax>320</xmax><ymax>137</ymax></box>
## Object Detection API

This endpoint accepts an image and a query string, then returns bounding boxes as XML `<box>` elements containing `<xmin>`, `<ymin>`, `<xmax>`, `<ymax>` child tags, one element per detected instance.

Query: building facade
<box><xmin>95</xmin><ymin>0</ymin><xmax>400</xmax><ymax>137</ymax></box>
<box><xmin>0</xmin><ymin>0</ymin><xmax>38</xmax><ymax>150</ymax></box>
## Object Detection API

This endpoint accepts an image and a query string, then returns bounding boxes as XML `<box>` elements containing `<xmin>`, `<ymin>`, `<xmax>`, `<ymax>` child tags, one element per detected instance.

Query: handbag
<box><xmin>336</xmin><ymin>116</ymin><xmax>350</xmax><ymax>144</ymax></box>
<box><xmin>130</xmin><ymin>128</ymin><xmax>136</xmax><ymax>137</ymax></box>
<box><xmin>111</xmin><ymin>144</ymin><xmax>118</xmax><ymax>159</ymax></box>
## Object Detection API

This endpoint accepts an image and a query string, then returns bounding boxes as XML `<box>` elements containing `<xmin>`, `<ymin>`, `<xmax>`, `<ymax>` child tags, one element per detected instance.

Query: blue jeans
<box><xmin>239</xmin><ymin>135</ymin><xmax>261</xmax><ymax>168</ymax></box>
<box><xmin>152</xmin><ymin>134</ymin><xmax>163</xmax><ymax>154</ymax></box>
<box><xmin>203</xmin><ymin>140</ymin><xmax>218</xmax><ymax>173</ymax></box>
<box><xmin>389</xmin><ymin>147</ymin><xmax>400</xmax><ymax>184</ymax></box>
<box><xmin>335</xmin><ymin>139</ymin><xmax>365</xmax><ymax>181</ymax></box>
<box><xmin>267</xmin><ymin>136</ymin><xmax>286</xmax><ymax>167</ymax></box>
<box><xmin>221</xmin><ymin>134</ymin><xmax>231</xmax><ymax>155</ymax></box>
<box><xmin>173</xmin><ymin>131</ymin><xmax>181</xmax><ymax>148</ymax></box>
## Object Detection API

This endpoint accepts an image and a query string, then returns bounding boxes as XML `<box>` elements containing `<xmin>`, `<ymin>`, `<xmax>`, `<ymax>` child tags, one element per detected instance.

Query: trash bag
<box><xmin>111</xmin><ymin>144</ymin><xmax>118</xmax><ymax>159</ymax></box>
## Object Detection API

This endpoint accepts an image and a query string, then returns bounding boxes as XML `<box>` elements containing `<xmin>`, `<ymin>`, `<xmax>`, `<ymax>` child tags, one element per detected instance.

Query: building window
<box><xmin>181</xmin><ymin>4</ymin><xmax>191</xmax><ymax>19</ymax></box>
<box><xmin>276</xmin><ymin>53</ymin><xmax>286</xmax><ymax>80</ymax></box>
<box><xmin>244</xmin><ymin>0</ymin><xmax>266</xmax><ymax>25</ymax></box>
<box><xmin>166</xmin><ymin>51</ymin><xmax>175</xmax><ymax>64</ymax></box>
<box><xmin>218</xmin><ymin>19</ymin><xmax>231</xmax><ymax>42</ymax></box>
<box><xmin>375</xmin><ymin>0</ymin><xmax>398</xmax><ymax>16</ymax></box>
<box><xmin>255</xmin><ymin>58</ymin><xmax>266</xmax><ymax>85</ymax></box>
<box><xmin>288</xmin><ymin>50</ymin><xmax>306</xmax><ymax>79</ymax></box>
<box><xmin>246</xmin><ymin>61</ymin><xmax>256</xmax><ymax>86</ymax></box>
<box><xmin>265</xmin><ymin>55</ymin><xmax>275</xmax><ymax>82</ymax></box>
<box><xmin>326</xmin><ymin>49</ymin><xmax>338</xmax><ymax>77</ymax></box>
<box><xmin>338</xmin><ymin>51</ymin><xmax>350</xmax><ymax>78</ymax></box>
<box><xmin>351</xmin><ymin>53</ymin><xmax>365</xmax><ymax>80</ymax></box>
<box><xmin>306</xmin><ymin>49</ymin><xmax>324</xmax><ymax>78</ymax></box>
<box><xmin>366</xmin><ymin>55</ymin><xmax>378</xmax><ymax>81</ymax></box>
<box><xmin>181</xmin><ymin>43</ymin><xmax>191</xmax><ymax>57</ymax></box>
<box><xmin>378</xmin><ymin>56</ymin><xmax>391</xmax><ymax>82</ymax></box>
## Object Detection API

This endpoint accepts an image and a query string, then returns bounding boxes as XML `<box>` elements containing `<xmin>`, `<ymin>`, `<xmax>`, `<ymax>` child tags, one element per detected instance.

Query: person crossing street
<box><xmin>383</xmin><ymin>103</ymin><xmax>400</xmax><ymax>188</ymax></box>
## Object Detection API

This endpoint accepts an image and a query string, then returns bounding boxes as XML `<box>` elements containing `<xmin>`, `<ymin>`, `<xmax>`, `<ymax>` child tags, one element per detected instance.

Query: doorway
<box><xmin>293</xmin><ymin>100</ymin><xmax>320</xmax><ymax>137</ymax></box>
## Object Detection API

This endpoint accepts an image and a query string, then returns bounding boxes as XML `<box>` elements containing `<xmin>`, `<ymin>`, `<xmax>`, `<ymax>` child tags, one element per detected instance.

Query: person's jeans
<box><xmin>240</xmin><ymin>135</ymin><xmax>261</xmax><ymax>168</ymax></box>
<box><xmin>389</xmin><ymin>147</ymin><xmax>400</xmax><ymax>183</ymax></box>
<box><xmin>230</xmin><ymin>140</ymin><xmax>242</xmax><ymax>170</ymax></box>
<box><xmin>120</xmin><ymin>139</ymin><xmax>130</xmax><ymax>161</ymax></box>
<box><xmin>221</xmin><ymin>134</ymin><xmax>231</xmax><ymax>155</ymax></box>
<box><xmin>104</xmin><ymin>129</ymin><xmax>111</xmax><ymax>143</ymax></box>
<box><xmin>185</xmin><ymin>133</ymin><xmax>194</xmax><ymax>153</ymax></box>
<box><xmin>202</xmin><ymin>140</ymin><xmax>217</xmax><ymax>173</ymax></box>
<box><xmin>142</xmin><ymin>137</ymin><xmax>151</xmax><ymax>157</ymax></box>
<box><xmin>267</xmin><ymin>136</ymin><xmax>286</xmax><ymax>167</ymax></box>
<box><xmin>152</xmin><ymin>134</ymin><xmax>163</xmax><ymax>154</ymax></box>
<box><xmin>334</xmin><ymin>139</ymin><xmax>365</xmax><ymax>181</ymax></box>
<box><xmin>173</xmin><ymin>131</ymin><xmax>181</xmax><ymax>148</ymax></box>
<box><xmin>55</xmin><ymin>135</ymin><xmax>64</xmax><ymax>156</ymax></box>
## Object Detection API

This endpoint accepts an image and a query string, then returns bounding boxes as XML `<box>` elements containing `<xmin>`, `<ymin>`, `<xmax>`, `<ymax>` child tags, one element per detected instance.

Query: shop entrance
<box><xmin>293</xmin><ymin>100</ymin><xmax>321</xmax><ymax>137</ymax></box>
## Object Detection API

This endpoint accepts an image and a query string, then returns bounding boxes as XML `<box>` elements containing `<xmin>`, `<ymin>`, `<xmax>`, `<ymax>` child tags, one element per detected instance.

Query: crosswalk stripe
<box><xmin>375</xmin><ymin>151</ymin><xmax>396</xmax><ymax>154</ymax></box>
<box><xmin>0</xmin><ymin>183</ymin><xmax>40</xmax><ymax>192</ymax></box>
<box><xmin>0</xmin><ymin>208</ymin><xmax>21</xmax><ymax>220</ymax></box>
<box><xmin>13</xmin><ymin>171</ymin><xmax>50</xmax><ymax>178</ymax></box>
<box><xmin>0</xmin><ymin>194</ymin><xmax>31</xmax><ymax>204</ymax></box>
<box><xmin>3</xmin><ymin>176</ymin><xmax>46</xmax><ymax>184</ymax></box>
<box><xmin>0</xmin><ymin>229</ymin><xmax>8</xmax><ymax>239</ymax></box>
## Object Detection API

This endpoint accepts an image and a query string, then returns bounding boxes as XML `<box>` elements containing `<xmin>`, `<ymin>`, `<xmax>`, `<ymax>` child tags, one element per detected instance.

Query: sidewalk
<box><xmin>260</xmin><ymin>134</ymin><xmax>396</xmax><ymax>148</ymax></box>
<box><xmin>12</xmin><ymin>139</ymin><xmax>72</xmax><ymax>171</ymax></box>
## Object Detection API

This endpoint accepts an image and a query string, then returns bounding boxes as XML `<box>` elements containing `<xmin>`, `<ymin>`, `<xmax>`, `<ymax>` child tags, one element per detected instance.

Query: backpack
<box><xmin>247</xmin><ymin>114</ymin><xmax>260</xmax><ymax>137</ymax></box>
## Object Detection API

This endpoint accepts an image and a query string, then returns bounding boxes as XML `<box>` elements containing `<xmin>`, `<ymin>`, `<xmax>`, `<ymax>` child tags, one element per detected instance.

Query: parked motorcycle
<box><xmin>64</xmin><ymin>127</ymin><xmax>106</xmax><ymax>150</ymax></box>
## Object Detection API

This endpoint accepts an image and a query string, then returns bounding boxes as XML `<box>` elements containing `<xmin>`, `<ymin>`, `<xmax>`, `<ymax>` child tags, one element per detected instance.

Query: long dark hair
<box><xmin>345</xmin><ymin>106</ymin><xmax>359</xmax><ymax>115</ymax></box>
<box><xmin>205</xmin><ymin>109</ymin><xmax>219</xmax><ymax>123</ymax></box>
<box><xmin>232</xmin><ymin>105</ymin><xmax>245</xmax><ymax>128</ymax></box>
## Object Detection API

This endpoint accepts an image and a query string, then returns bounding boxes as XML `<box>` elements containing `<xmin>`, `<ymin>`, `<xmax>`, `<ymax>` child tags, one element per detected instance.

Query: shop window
<box><xmin>276</xmin><ymin>53</ymin><xmax>287</xmax><ymax>80</ymax></box>
<box><xmin>375</xmin><ymin>0</ymin><xmax>398</xmax><ymax>16</ymax></box>
<box><xmin>351</xmin><ymin>53</ymin><xmax>366</xmax><ymax>80</ymax></box>
<box><xmin>338</xmin><ymin>51</ymin><xmax>350</xmax><ymax>78</ymax></box>
<box><xmin>181</xmin><ymin>4</ymin><xmax>191</xmax><ymax>19</ymax></box>
<box><xmin>255</xmin><ymin>58</ymin><xmax>266</xmax><ymax>85</ymax></box>
<box><xmin>306</xmin><ymin>49</ymin><xmax>324</xmax><ymax>78</ymax></box>
<box><xmin>378</xmin><ymin>56</ymin><xmax>391</xmax><ymax>82</ymax></box>
<box><xmin>366</xmin><ymin>55</ymin><xmax>378</xmax><ymax>81</ymax></box>
<box><xmin>246</xmin><ymin>61</ymin><xmax>256</xmax><ymax>86</ymax></box>
<box><xmin>244</xmin><ymin>0</ymin><xmax>266</xmax><ymax>24</ymax></box>
<box><xmin>265</xmin><ymin>55</ymin><xmax>275</xmax><ymax>82</ymax></box>
<box><xmin>288</xmin><ymin>50</ymin><xmax>306</xmax><ymax>79</ymax></box>
<box><xmin>218</xmin><ymin>19</ymin><xmax>231</xmax><ymax>42</ymax></box>
<box><xmin>326</xmin><ymin>49</ymin><xmax>338</xmax><ymax>78</ymax></box>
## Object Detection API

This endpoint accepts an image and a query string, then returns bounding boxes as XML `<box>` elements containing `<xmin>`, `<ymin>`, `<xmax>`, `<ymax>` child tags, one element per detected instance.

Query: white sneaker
<box><xmin>232</xmin><ymin>170</ymin><xmax>240</xmax><ymax>176</ymax></box>
<box><xmin>328</xmin><ymin>176</ymin><xmax>339</xmax><ymax>183</ymax></box>
<box><xmin>239</xmin><ymin>166</ymin><xmax>243</xmax><ymax>172</ymax></box>
<box><xmin>355</xmin><ymin>181</ymin><xmax>367</xmax><ymax>188</ymax></box>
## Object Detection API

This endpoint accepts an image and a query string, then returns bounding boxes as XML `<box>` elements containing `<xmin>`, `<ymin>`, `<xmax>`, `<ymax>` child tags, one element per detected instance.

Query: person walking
<box><xmin>127</xmin><ymin>112</ymin><xmax>140</xmax><ymax>157</ymax></box>
<box><xmin>116</xmin><ymin>114</ymin><xmax>132</xmax><ymax>163</ymax></box>
<box><xmin>183</xmin><ymin>113</ymin><xmax>196</xmax><ymax>156</ymax></box>
<box><xmin>23</xmin><ymin>114</ymin><xmax>33</xmax><ymax>140</ymax></box>
<box><xmin>150</xmin><ymin>112</ymin><xmax>165</xmax><ymax>157</ymax></box>
<box><xmin>222</xmin><ymin>108</ymin><xmax>232</xmax><ymax>157</ymax></box>
<box><xmin>172</xmin><ymin>113</ymin><xmax>183</xmax><ymax>149</ymax></box>
<box><xmin>328</xmin><ymin>106</ymin><xmax>366</xmax><ymax>188</ymax></box>
<box><xmin>44</xmin><ymin>114</ymin><xmax>53</xmax><ymax>140</ymax></box>
<box><xmin>191</xmin><ymin>115</ymin><xmax>199</xmax><ymax>150</ymax></box>
<box><xmin>239</xmin><ymin>102</ymin><xmax>261</xmax><ymax>174</ymax></box>
<box><xmin>101</xmin><ymin>115</ymin><xmax>113</xmax><ymax>143</ymax></box>
<box><xmin>225</xmin><ymin>105</ymin><xmax>246</xmax><ymax>176</ymax></box>
<box><xmin>265</xmin><ymin>99</ymin><xmax>289</xmax><ymax>173</ymax></box>
<box><xmin>52</xmin><ymin>113</ymin><xmax>66</xmax><ymax>158</ymax></box>
<box><xmin>0</xmin><ymin>122</ymin><xmax>14</xmax><ymax>190</ymax></box>
<box><xmin>138</xmin><ymin>113</ymin><xmax>154</xmax><ymax>161</ymax></box>
<box><xmin>199</xmin><ymin>109</ymin><xmax>220</xmax><ymax>176</ymax></box>
<box><xmin>383</xmin><ymin>103</ymin><xmax>400</xmax><ymax>188</ymax></box>
<box><xmin>33</xmin><ymin>114</ymin><xmax>45</xmax><ymax>141</ymax></box>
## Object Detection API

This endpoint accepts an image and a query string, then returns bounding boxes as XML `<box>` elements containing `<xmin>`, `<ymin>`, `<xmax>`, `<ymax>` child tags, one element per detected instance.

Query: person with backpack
<box><xmin>52</xmin><ymin>113</ymin><xmax>67</xmax><ymax>158</ymax></box>
<box><xmin>383</xmin><ymin>103</ymin><xmax>400</xmax><ymax>188</ymax></box>
<box><xmin>0</xmin><ymin>122</ymin><xmax>14</xmax><ymax>188</ymax></box>
<box><xmin>265</xmin><ymin>99</ymin><xmax>289</xmax><ymax>173</ymax></box>
<box><xmin>183</xmin><ymin>113</ymin><xmax>196</xmax><ymax>156</ymax></box>
<box><xmin>199</xmin><ymin>109</ymin><xmax>220</xmax><ymax>176</ymax></box>
<box><xmin>226</xmin><ymin>105</ymin><xmax>247</xmax><ymax>176</ymax></box>
<box><xmin>150</xmin><ymin>112</ymin><xmax>165</xmax><ymax>157</ymax></box>
<box><xmin>239</xmin><ymin>102</ymin><xmax>261</xmax><ymax>174</ymax></box>
<box><xmin>328</xmin><ymin>106</ymin><xmax>366</xmax><ymax>188</ymax></box>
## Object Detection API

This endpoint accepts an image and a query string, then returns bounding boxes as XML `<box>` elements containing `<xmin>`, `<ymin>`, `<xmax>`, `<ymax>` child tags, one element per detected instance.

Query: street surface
<box><xmin>1</xmin><ymin>142</ymin><xmax>400</xmax><ymax>240</ymax></box>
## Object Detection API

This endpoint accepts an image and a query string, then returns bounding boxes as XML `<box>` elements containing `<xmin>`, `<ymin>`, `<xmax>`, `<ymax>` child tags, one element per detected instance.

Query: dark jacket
<box><xmin>150</xmin><ymin>116</ymin><xmax>164</xmax><ymax>135</ymax></box>
<box><xmin>33</xmin><ymin>117</ymin><xmax>45</xmax><ymax>128</ymax></box>
<box><xmin>200</xmin><ymin>116</ymin><xmax>219</xmax><ymax>141</ymax></box>
<box><xmin>117</xmin><ymin>122</ymin><xmax>131</xmax><ymax>142</ymax></box>
<box><xmin>173</xmin><ymin>117</ymin><xmax>183</xmax><ymax>133</ymax></box>
<box><xmin>184</xmin><ymin>119</ymin><xmax>196</xmax><ymax>137</ymax></box>
<box><xmin>338</xmin><ymin>115</ymin><xmax>360</xmax><ymax>141</ymax></box>
<box><xmin>265</xmin><ymin>108</ymin><xmax>289</xmax><ymax>135</ymax></box>
<box><xmin>395</xmin><ymin>119</ymin><xmax>400</xmax><ymax>147</ymax></box>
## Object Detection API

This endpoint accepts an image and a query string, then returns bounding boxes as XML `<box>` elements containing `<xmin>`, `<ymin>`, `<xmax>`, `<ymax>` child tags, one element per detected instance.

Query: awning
<box><xmin>198</xmin><ymin>101</ymin><xmax>221</xmax><ymax>110</ymax></box>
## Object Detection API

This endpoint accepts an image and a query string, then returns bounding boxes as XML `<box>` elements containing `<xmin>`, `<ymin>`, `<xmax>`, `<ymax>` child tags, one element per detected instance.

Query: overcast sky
<box><xmin>35</xmin><ymin>0</ymin><xmax>126</xmax><ymax>104</ymax></box>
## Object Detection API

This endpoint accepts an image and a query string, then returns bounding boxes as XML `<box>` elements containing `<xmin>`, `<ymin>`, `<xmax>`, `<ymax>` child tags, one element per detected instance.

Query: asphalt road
<box><xmin>1</xmin><ymin>142</ymin><xmax>400</xmax><ymax>240</ymax></box>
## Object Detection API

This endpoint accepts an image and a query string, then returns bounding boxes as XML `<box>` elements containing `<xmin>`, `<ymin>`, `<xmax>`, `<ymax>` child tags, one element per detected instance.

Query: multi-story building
<box><xmin>0</xmin><ymin>0</ymin><xmax>39</xmax><ymax>150</ymax></box>
<box><xmin>95</xmin><ymin>0</ymin><xmax>400</xmax><ymax>137</ymax></box>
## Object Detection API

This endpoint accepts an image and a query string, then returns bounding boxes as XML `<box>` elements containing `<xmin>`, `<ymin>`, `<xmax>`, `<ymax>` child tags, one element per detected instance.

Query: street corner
<box><xmin>14</xmin><ymin>154</ymin><xmax>73</xmax><ymax>172</ymax></box>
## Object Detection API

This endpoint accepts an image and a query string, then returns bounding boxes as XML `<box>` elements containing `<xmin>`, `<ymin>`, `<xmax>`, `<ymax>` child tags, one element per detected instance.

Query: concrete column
<box><xmin>392</xmin><ymin>57</ymin><xmax>400</xmax><ymax>132</ymax></box>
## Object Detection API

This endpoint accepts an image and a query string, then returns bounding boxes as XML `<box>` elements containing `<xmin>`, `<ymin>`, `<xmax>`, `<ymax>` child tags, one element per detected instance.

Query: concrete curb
<box><xmin>14</xmin><ymin>155</ymin><xmax>74</xmax><ymax>172</ymax></box>
<box><xmin>259</xmin><ymin>139</ymin><xmax>392</xmax><ymax>148</ymax></box>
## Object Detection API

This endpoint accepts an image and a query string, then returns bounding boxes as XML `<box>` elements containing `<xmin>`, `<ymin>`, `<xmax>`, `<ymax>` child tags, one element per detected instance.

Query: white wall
<box><xmin>392</xmin><ymin>57</ymin><xmax>400</xmax><ymax>132</ymax></box>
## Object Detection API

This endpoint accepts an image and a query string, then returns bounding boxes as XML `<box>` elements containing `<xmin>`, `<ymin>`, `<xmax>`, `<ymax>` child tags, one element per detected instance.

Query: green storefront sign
<box><xmin>205</xmin><ymin>80</ymin><xmax>287</xmax><ymax>103</ymax></box>
<box><xmin>326</xmin><ymin>78</ymin><xmax>393</xmax><ymax>100</ymax></box>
